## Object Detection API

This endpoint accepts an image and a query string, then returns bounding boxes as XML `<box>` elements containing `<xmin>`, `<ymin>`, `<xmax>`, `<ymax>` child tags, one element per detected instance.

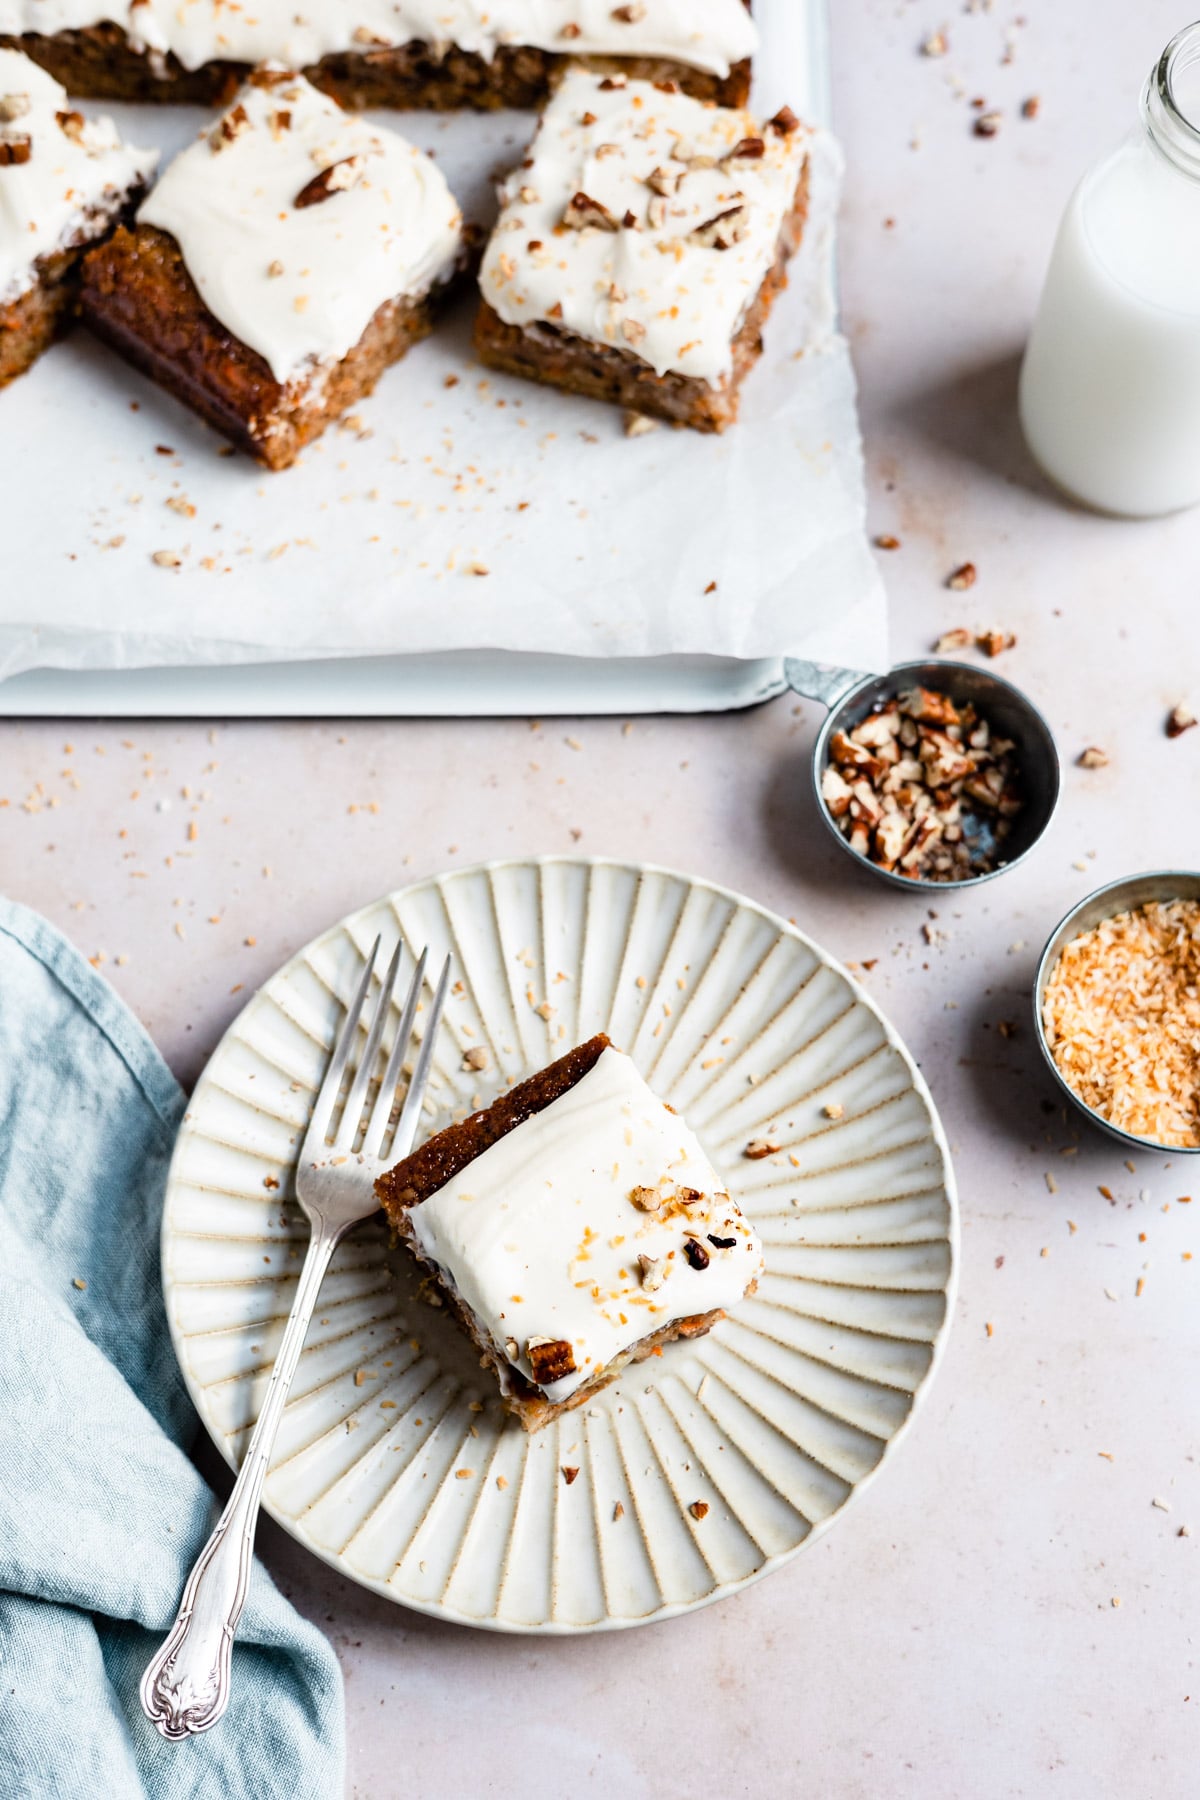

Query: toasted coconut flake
<box><xmin>1042</xmin><ymin>900</ymin><xmax>1200</xmax><ymax>1148</ymax></box>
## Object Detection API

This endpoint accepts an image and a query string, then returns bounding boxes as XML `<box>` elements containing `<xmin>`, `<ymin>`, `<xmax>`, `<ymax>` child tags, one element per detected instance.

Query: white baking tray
<box><xmin>0</xmin><ymin>0</ymin><xmax>845</xmax><ymax>717</ymax></box>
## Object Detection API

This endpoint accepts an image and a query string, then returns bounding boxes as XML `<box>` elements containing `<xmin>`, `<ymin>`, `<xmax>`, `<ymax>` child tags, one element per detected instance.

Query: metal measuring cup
<box><xmin>1033</xmin><ymin>869</ymin><xmax>1200</xmax><ymax>1154</ymax></box>
<box><xmin>784</xmin><ymin>656</ymin><xmax>1062</xmax><ymax>892</ymax></box>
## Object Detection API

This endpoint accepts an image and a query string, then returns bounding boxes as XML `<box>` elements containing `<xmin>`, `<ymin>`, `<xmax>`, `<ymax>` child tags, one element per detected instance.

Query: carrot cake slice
<box><xmin>79</xmin><ymin>69</ymin><xmax>466</xmax><ymax>468</ymax></box>
<box><xmin>0</xmin><ymin>47</ymin><xmax>154</xmax><ymax>387</ymax></box>
<box><xmin>0</xmin><ymin>1</ymin><xmax>757</xmax><ymax>109</ymax></box>
<box><xmin>376</xmin><ymin>1034</ymin><xmax>762</xmax><ymax>1433</ymax></box>
<box><xmin>474</xmin><ymin>68</ymin><xmax>811</xmax><ymax>432</ymax></box>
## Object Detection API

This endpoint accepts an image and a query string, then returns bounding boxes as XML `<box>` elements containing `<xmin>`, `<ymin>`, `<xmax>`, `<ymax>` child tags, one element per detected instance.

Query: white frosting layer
<box><xmin>479</xmin><ymin>68</ymin><xmax>808</xmax><ymax>385</ymax></box>
<box><xmin>0</xmin><ymin>48</ymin><xmax>155</xmax><ymax>304</ymax></box>
<box><xmin>410</xmin><ymin>1046</ymin><xmax>762</xmax><ymax>1405</ymax></box>
<box><xmin>0</xmin><ymin>0</ymin><xmax>758</xmax><ymax>79</ymax></box>
<box><xmin>138</xmin><ymin>74</ymin><xmax>463</xmax><ymax>385</ymax></box>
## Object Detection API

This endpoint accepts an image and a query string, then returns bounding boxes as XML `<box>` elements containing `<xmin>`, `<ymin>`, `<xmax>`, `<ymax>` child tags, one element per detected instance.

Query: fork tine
<box><xmin>334</xmin><ymin>937</ymin><xmax>403</xmax><ymax>1151</ymax></box>
<box><xmin>305</xmin><ymin>935</ymin><xmax>379</xmax><ymax>1149</ymax></box>
<box><xmin>359</xmin><ymin>945</ymin><xmax>427</xmax><ymax>1161</ymax></box>
<box><xmin>390</xmin><ymin>954</ymin><xmax>452</xmax><ymax>1161</ymax></box>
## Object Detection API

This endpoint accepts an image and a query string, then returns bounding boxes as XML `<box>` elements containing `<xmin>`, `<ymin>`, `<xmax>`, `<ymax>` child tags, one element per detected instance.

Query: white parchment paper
<box><xmin>0</xmin><ymin>1</ymin><xmax>885</xmax><ymax>681</ymax></box>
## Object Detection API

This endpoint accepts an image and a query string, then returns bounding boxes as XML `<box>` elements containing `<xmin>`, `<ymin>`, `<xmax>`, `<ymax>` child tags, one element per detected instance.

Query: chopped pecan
<box><xmin>526</xmin><ymin>1336</ymin><xmax>576</xmax><ymax>1386</ymax></box>
<box><xmin>637</xmin><ymin>1252</ymin><xmax>667</xmax><ymax>1292</ymax></box>
<box><xmin>743</xmin><ymin>1138</ymin><xmax>779</xmax><ymax>1160</ymax></box>
<box><xmin>682</xmin><ymin>1238</ymin><xmax>710</xmax><ymax>1271</ymax></box>
<box><xmin>689</xmin><ymin>203</ymin><xmax>749</xmax><ymax>250</ymax></box>
<box><xmin>294</xmin><ymin>154</ymin><xmax>367</xmax><ymax>209</ymax></box>
<box><xmin>209</xmin><ymin>102</ymin><xmax>250</xmax><ymax>151</ymax></box>
<box><xmin>902</xmin><ymin>686</ymin><xmax>961</xmax><ymax>728</ymax></box>
<box><xmin>563</xmin><ymin>189</ymin><xmax>619</xmax><ymax>231</ymax></box>
<box><xmin>946</xmin><ymin>562</ymin><xmax>977</xmax><ymax>591</ymax></box>
<box><xmin>0</xmin><ymin>134</ymin><xmax>31</xmax><ymax>165</ymax></box>
<box><xmin>977</xmin><ymin>628</ymin><xmax>1016</xmax><ymax>657</ymax></box>
<box><xmin>1167</xmin><ymin>703</ymin><xmax>1196</xmax><ymax>739</ymax></box>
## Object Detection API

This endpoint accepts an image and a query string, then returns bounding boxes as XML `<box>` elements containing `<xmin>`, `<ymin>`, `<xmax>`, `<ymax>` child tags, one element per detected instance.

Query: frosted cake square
<box><xmin>79</xmin><ymin>69</ymin><xmax>466</xmax><ymax>468</ymax></box>
<box><xmin>376</xmin><ymin>1034</ymin><xmax>763</xmax><ymax>1432</ymax></box>
<box><xmin>0</xmin><ymin>0</ymin><xmax>757</xmax><ymax>110</ymax></box>
<box><xmin>0</xmin><ymin>48</ymin><xmax>154</xmax><ymax>387</ymax></box>
<box><xmin>474</xmin><ymin>67</ymin><xmax>811</xmax><ymax>431</ymax></box>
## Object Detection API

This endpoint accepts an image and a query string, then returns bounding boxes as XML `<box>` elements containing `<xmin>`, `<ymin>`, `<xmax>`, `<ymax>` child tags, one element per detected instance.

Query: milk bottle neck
<box><xmin>1142</xmin><ymin>22</ymin><xmax>1200</xmax><ymax>182</ymax></box>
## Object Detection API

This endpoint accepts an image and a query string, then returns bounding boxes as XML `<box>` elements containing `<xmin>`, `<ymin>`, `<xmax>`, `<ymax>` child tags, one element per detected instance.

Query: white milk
<box><xmin>1019</xmin><ymin>29</ymin><xmax>1200</xmax><ymax>517</ymax></box>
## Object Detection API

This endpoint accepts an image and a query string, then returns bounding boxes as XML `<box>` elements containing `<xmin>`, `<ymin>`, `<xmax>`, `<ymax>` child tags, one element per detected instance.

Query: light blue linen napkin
<box><xmin>0</xmin><ymin>898</ymin><xmax>345</xmax><ymax>1800</ymax></box>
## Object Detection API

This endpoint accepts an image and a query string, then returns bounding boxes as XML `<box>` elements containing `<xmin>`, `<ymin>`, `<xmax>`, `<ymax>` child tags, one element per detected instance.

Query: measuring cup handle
<box><xmin>782</xmin><ymin>659</ymin><xmax>870</xmax><ymax>712</ymax></box>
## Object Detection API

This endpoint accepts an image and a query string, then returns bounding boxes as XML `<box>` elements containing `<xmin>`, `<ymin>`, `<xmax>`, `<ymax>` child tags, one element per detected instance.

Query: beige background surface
<box><xmin>3</xmin><ymin>3</ymin><xmax>1199</xmax><ymax>1795</ymax></box>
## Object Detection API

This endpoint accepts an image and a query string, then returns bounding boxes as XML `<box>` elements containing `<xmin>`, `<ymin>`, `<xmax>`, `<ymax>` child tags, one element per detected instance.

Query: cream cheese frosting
<box><xmin>478</xmin><ymin>68</ymin><xmax>809</xmax><ymax>385</ymax></box>
<box><xmin>0</xmin><ymin>47</ymin><xmax>155</xmax><ymax>304</ymax></box>
<box><xmin>137</xmin><ymin>73</ymin><xmax>463</xmax><ymax>385</ymax></box>
<box><xmin>409</xmin><ymin>1046</ymin><xmax>762</xmax><ymax>1406</ymax></box>
<box><xmin>0</xmin><ymin>1</ymin><xmax>758</xmax><ymax>79</ymax></box>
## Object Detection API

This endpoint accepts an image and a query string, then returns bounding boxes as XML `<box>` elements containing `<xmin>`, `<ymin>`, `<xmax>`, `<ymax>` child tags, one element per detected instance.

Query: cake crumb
<box><xmin>561</xmin><ymin>1465</ymin><xmax>580</xmax><ymax>1485</ymax></box>
<box><xmin>613</xmin><ymin>1501</ymin><xmax>625</xmax><ymax>1520</ymax></box>
<box><xmin>689</xmin><ymin>1500</ymin><xmax>709</xmax><ymax>1520</ymax></box>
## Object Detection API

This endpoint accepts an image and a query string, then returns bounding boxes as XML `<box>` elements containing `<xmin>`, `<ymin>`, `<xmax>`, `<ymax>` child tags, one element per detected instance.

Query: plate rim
<box><xmin>162</xmin><ymin>853</ymin><xmax>960</xmax><ymax>1634</ymax></box>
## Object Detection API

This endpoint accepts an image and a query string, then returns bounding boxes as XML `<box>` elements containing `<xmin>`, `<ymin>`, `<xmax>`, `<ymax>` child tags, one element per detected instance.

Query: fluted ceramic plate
<box><xmin>163</xmin><ymin>858</ymin><xmax>957</xmax><ymax>1633</ymax></box>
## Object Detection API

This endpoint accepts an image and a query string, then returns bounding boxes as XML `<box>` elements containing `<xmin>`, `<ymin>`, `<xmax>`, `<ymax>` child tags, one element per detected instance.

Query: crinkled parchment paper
<box><xmin>0</xmin><ymin>2</ymin><xmax>885</xmax><ymax>681</ymax></box>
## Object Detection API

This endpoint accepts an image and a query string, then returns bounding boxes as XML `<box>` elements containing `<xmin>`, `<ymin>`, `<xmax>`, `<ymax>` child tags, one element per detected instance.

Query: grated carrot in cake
<box><xmin>1042</xmin><ymin>900</ymin><xmax>1200</xmax><ymax>1147</ymax></box>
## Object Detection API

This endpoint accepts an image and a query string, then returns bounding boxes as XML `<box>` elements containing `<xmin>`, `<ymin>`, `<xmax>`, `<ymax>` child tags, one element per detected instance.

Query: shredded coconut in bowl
<box><xmin>1041</xmin><ymin>898</ymin><xmax>1200</xmax><ymax>1148</ymax></box>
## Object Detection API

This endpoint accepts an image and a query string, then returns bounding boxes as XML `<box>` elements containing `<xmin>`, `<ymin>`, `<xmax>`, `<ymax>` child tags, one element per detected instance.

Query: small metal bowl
<box><xmin>1033</xmin><ymin>869</ymin><xmax>1200</xmax><ymax>1155</ymax></box>
<box><xmin>785</xmin><ymin>656</ymin><xmax>1061</xmax><ymax>893</ymax></box>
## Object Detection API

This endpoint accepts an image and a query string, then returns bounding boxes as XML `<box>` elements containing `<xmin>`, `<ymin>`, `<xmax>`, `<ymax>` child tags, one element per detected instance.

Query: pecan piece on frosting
<box><xmin>209</xmin><ymin>102</ymin><xmax>250</xmax><ymax>152</ymax></box>
<box><xmin>724</xmin><ymin>135</ymin><xmax>765</xmax><ymax>163</ymax></box>
<box><xmin>563</xmin><ymin>189</ymin><xmax>620</xmax><ymax>231</ymax></box>
<box><xmin>526</xmin><ymin>1336</ymin><xmax>576</xmax><ymax>1386</ymax></box>
<box><xmin>294</xmin><ymin>154</ymin><xmax>368</xmax><ymax>209</ymax></box>
<box><xmin>690</xmin><ymin>203</ymin><xmax>749</xmax><ymax>250</ymax></box>
<box><xmin>768</xmin><ymin>105</ymin><xmax>801</xmax><ymax>136</ymax></box>
<box><xmin>0</xmin><ymin>134</ymin><xmax>31</xmax><ymax>165</ymax></box>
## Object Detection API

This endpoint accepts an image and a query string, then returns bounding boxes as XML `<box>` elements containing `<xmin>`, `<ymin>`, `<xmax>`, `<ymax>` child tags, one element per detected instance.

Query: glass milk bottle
<box><xmin>1019</xmin><ymin>23</ymin><xmax>1200</xmax><ymax>516</ymax></box>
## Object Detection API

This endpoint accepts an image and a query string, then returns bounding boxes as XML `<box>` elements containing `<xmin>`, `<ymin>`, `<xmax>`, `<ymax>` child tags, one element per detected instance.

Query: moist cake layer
<box><xmin>137</xmin><ymin>70</ymin><xmax>462</xmax><ymax>385</ymax></box>
<box><xmin>401</xmin><ymin>1044</ymin><xmax>762</xmax><ymax>1407</ymax></box>
<box><xmin>0</xmin><ymin>46</ymin><xmax>154</xmax><ymax>305</ymax></box>
<box><xmin>478</xmin><ymin>68</ymin><xmax>810</xmax><ymax>388</ymax></box>
<box><xmin>0</xmin><ymin>0</ymin><xmax>757</xmax><ymax>78</ymax></box>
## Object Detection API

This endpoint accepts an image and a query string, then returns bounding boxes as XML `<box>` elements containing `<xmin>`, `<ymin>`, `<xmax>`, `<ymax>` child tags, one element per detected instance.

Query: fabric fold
<box><xmin>0</xmin><ymin>897</ymin><xmax>344</xmax><ymax>1800</ymax></box>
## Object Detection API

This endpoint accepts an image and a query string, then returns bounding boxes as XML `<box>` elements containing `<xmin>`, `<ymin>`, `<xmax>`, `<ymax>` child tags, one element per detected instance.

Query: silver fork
<box><xmin>141</xmin><ymin>938</ymin><xmax>452</xmax><ymax>1741</ymax></box>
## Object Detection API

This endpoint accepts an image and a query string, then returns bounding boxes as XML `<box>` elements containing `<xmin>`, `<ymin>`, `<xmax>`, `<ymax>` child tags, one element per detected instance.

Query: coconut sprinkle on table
<box><xmin>1042</xmin><ymin>900</ymin><xmax>1200</xmax><ymax>1148</ymax></box>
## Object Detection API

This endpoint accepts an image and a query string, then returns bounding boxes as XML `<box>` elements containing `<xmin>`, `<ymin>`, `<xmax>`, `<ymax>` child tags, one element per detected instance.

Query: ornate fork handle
<box><xmin>141</xmin><ymin>1217</ymin><xmax>341</xmax><ymax>1739</ymax></box>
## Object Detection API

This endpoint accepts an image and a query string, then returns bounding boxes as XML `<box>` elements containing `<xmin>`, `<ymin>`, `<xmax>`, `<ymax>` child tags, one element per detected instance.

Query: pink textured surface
<box><xmin>2</xmin><ymin>3</ymin><xmax>1199</xmax><ymax>1794</ymax></box>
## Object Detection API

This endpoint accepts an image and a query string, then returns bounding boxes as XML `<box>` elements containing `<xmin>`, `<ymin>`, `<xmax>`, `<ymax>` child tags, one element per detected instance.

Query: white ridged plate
<box><xmin>162</xmin><ymin>858</ymin><xmax>957</xmax><ymax>1633</ymax></box>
